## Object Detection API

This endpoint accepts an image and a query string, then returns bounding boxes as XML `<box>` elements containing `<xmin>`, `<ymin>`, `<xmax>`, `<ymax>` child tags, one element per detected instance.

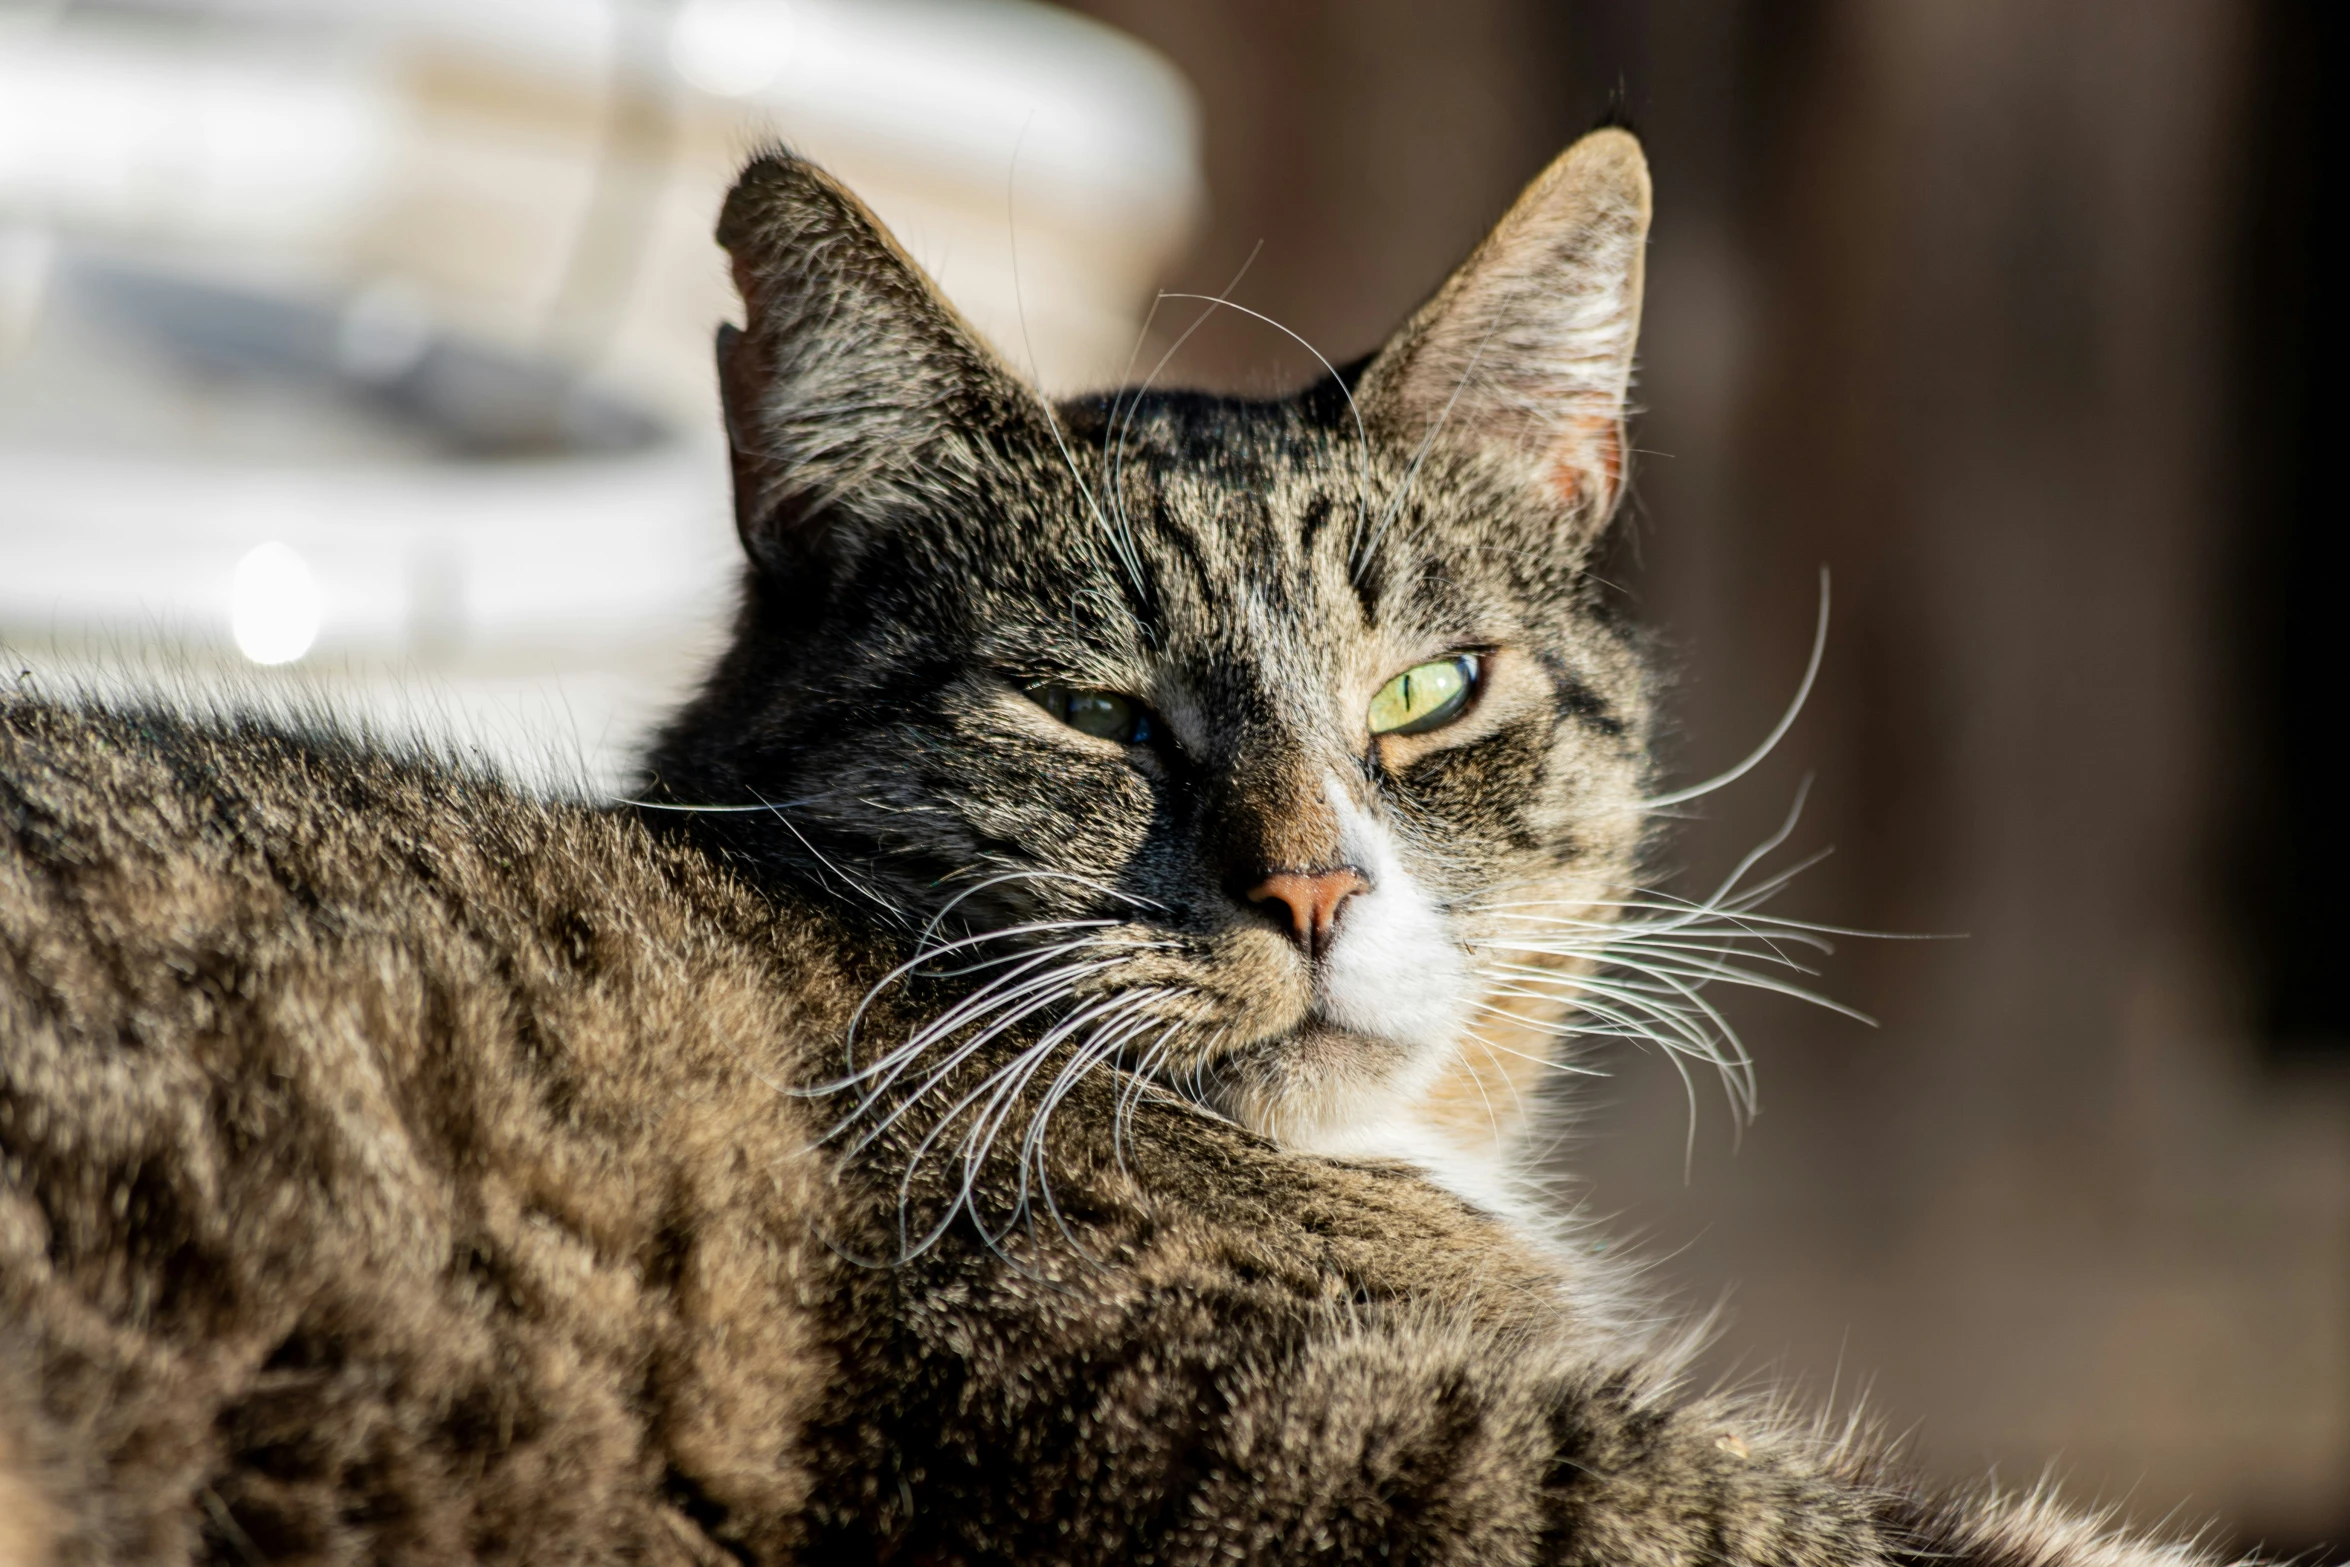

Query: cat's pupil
<box><xmin>1031</xmin><ymin>683</ymin><xmax>1152</xmax><ymax>745</ymax></box>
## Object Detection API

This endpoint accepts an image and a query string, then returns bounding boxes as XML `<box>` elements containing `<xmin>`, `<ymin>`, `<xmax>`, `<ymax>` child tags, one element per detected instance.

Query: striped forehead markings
<box><xmin>1297</xmin><ymin>492</ymin><xmax>1337</xmax><ymax>557</ymax></box>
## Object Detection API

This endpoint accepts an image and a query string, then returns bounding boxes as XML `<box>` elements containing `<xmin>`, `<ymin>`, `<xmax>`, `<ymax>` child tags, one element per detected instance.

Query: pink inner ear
<box><xmin>1547</xmin><ymin>413</ymin><xmax>1624</xmax><ymax>514</ymax></box>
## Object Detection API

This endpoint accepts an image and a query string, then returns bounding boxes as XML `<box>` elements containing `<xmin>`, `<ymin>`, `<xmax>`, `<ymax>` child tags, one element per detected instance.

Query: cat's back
<box><xmin>0</xmin><ymin>693</ymin><xmax>855</xmax><ymax>1565</ymax></box>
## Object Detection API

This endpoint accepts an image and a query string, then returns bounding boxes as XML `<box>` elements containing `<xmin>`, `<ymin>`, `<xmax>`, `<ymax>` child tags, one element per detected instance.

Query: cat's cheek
<box><xmin>1389</xmin><ymin>721</ymin><xmax>1557</xmax><ymax>864</ymax></box>
<box><xmin>941</xmin><ymin>744</ymin><xmax>1157</xmax><ymax>872</ymax></box>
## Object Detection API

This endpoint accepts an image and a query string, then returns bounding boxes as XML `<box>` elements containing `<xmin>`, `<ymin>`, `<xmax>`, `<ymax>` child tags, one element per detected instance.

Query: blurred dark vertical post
<box><xmin>1056</xmin><ymin>0</ymin><xmax>1600</xmax><ymax>388</ymax></box>
<box><xmin>1061</xmin><ymin>0</ymin><xmax>2350</xmax><ymax>1546</ymax></box>
<box><xmin>2239</xmin><ymin>0</ymin><xmax>2350</xmax><ymax>1059</ymax></box>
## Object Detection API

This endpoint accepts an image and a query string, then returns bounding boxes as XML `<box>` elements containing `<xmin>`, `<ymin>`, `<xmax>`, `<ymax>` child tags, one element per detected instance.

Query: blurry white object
<box><xmin>0</xmin><ymin>248</ymin><xmax>739</xmax><ymax>785</ymax></box>
<box><xmin>659</xmin><ymin>0</ymin><xmax>1197</xmax><ymax>223</ymax></box>
<box><xmin>230</xmin><ymin>542</ymin><xmax>324</xmax><ymax>665</ymax></box>
<box><xmin>0</xmin><ymin>24</ymin><xmax>399</xmax><ymax>251</ymax></box>
<box><xmin>0</xmin><ymin>0</ymin><xmax>1202</xmax><ymax>784</ymax></box>
<box><xmin>0</xmin><ymin>0</ymin><xmax>1201</xmax><ymax>399</ymax></box>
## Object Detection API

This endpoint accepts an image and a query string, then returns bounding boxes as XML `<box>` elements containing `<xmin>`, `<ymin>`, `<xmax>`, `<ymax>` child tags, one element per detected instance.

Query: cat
<box><xmin>0</xmin><ymin>129</ymin><xmax>2241</xmax><ymax>1567</ymax></box>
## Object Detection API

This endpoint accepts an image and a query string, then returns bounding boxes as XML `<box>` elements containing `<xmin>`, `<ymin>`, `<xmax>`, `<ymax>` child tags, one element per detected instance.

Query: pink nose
<box><xmin>1246</xmin><ymin>868</ymin><xmax>1369</xmax><ymax>960</ymax></box>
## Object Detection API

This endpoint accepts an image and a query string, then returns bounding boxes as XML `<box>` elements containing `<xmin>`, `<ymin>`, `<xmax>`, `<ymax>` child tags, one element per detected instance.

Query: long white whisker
<box><xmin>1112</xmin><ymin>1022</ymin><xmax>1185</xmax><ymax>1173</ymax></box>
<box><xmin>1633</xmin><ymin>568</ymin><xmax>1830</xmax><ymax>811</ymax></box>
<box><xmin>1486</xmin><ymin>895</ymin><xmax>1897</xmax><ymax>956</ymax></box>
<box><xmin>1020</xmin><ymin>995</ymin><xmax>1162</xmax><ymax>1179</ymax></box>
<box><xmin>1006</xmin><ymin>133</ymin><xmax>1147</xmax><ymax>602</ymax></box>
<box><xmin>907</xmin><ymin>932</ymin><xmax>1170</xmax><ymax>985</ymax></box>
<box><xmin>834</xmin><ymin>956</ymin><xmax>1124</xmax><ymax>1141</ymax></box>
<box><xmin>909</xmin><ymin>989</ymin><xmax>1148</xmax><ymax>1259</ymax></box>
<box><xmin>914</xmin><ymin>867</ymin><xmax>1159</xmax><ymax>950</ymax></box>
<box><xmin>1697</xmin><ymin>775</ymin><xmax>1819</xmax><ymax>912</ymax></box>
<box><xmin>895</xmin><ymin>1036</ymin><xmax>1058</xmax><ymax>1259</ymax></box>
<box><xmin>991</xmin><ymin>991</ymin><xmax>1146</xmax><ymax>1202</ymax></box>
<box><xmin>826</xmin><ymin>952</ymin><xmax>1118</xmax><ymax>1136</ymax></box>
<box><xmin>956</xmin><ymin>995</ymin><xmax>1140</xmax><ymax>1241</ymax></box>
<box><xmin>1507</xmin><ymin>966</ymin><xmax>1751</xmax><ymax>1083</ymax></box>
<box><xmin>1453</xmin><ymin>1027</ymin><xmax>1511</xmax><ymax>1144</ymax></box>
<box><xmin>1479</xmin><ymin>966</ymin><xmax>1757</xmax><ymax>1130</ymax></box>
<box><xmin>862</xmin><ymin>986</ymin><xmax>1120</xmax><ymax>1245</ymax></box>
<box><xmin>737</xmin><ymin>787</ymin><xmax>908</xmax><ymax>926</ymax></box>
<box><xmin>1593</xmin><ymin>954</ymin><xmax>1873</xmax><ymax>1026</ymax></box>
<box><xmin>1459</xmin><ymin>1010</ymin><xmax>1610</xmax><ymax>1077</ymax></box>
<box><xmin>832</xmin><ymin>925</ymin><xmax>1119</xmax><ymax>1084</ymax></box>
<box><xmin>1110</xmin><ymin>244</ymin><xmax>1264</xmax><ymax>547</ymax></box>
<box><xmin>1013</xmin><ymin>998</ymin><xmax>1168</xmax><ymax>1248</ymax></box>
<box><xmin>620</xmin><ymin>797</ymin><xmax>827</xmax><ymax>812</ymax></box>
<box><xmin>1484</xmin><ymin>924</ymin><xmax>1833</xmax><ymax>968</ymax></box>
<box><xmin>1354</xmin><ymin>315</ymin><xmax>1505</xmax><ymax>575</ymax></box>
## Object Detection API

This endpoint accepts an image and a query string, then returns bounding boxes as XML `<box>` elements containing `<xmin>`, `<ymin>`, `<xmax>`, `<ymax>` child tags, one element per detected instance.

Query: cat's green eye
<box><xmin>1367</xmin><ymin>654</ymin><xmax>1478</xmax><ymax>737</ymax></box>
<box><xmin>1029</xmin><ymin>683</ymin><xmax>1154</xmax><ymax>745</ymax></box>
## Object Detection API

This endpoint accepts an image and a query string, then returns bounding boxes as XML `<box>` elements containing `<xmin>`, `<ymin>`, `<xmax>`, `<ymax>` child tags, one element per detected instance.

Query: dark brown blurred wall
<box><xmin>1061</xmin><ymin>0</ymin><xmax>2350</xmax><ymax>1547</ymax></box>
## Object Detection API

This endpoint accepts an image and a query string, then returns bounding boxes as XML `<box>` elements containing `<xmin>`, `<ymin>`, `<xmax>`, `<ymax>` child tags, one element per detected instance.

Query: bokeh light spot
<box><xmin>231</xmin><ymin>541</ymin><xmax>322</xmax><ymax>665</ymax></box>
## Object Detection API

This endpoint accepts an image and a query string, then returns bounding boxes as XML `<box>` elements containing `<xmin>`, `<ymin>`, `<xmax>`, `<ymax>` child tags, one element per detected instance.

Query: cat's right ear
<box><xmin>713</xmin><ymin>151</ymin><xmax>1047</xmax><ymax>585</ymax></box>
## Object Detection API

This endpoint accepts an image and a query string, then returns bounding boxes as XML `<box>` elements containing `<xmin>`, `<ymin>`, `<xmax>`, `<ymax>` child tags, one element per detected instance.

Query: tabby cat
<box><xmin>0</xmin><ymin>130</ymin><xmax>2237</xmax><ymax>1567</ymax></box>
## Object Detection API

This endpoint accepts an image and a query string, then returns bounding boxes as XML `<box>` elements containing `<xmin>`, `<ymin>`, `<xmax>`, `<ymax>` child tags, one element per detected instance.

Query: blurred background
<box><xmin>2</xmin><ymin>0</ymin><xmax>2342</xmax><ymax>1551</ymax></box>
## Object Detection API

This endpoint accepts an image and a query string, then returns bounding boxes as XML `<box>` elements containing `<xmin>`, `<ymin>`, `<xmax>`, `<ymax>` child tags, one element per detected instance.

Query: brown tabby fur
<box><xmin>0</xmin><ymin>132</ymin><xmax>2248</xmax><ymax>1567</ymax></box>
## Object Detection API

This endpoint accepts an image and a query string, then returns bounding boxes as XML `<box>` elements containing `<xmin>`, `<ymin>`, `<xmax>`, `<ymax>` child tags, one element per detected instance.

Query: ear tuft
<box><xmin>714</xmin><ymin>150</ymin><xmax>1042</xmax><ymax>580</ymax></box>
<box><xmin>1359</xmin><ymin>128</ymin><xmax>1652</xmax><ymax>535</ymax></box>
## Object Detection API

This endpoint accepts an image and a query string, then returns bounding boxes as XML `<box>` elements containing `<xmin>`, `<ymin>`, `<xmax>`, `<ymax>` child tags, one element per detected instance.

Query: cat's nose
<box><xmin>1246</xmin><ymin>867</ymin><xmax>1369</xmax><ymax>961</ymax></box>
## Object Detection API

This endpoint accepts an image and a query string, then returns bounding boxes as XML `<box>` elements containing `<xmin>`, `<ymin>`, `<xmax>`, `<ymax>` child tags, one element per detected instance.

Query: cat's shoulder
<box><xmin>0</xmin><ymin>686</ymin><xmax>853</xmax><ymax>1013</ymax></box>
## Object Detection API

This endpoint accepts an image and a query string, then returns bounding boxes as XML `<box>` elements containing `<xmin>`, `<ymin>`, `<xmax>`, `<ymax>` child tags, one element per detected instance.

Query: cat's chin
<box><xmin>1197</xmin><ymin>1017</ymin><xmax>1539</xmax><ymax>1222</ymax></box>
<box><xmin>1204</xmin><ymin>1016</ymin><xmax>1451</xmax><ymax>1149</ymax></box>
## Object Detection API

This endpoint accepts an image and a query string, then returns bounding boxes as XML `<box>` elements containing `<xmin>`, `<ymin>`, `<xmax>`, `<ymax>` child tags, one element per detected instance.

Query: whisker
<box><xmin>1457</xmin><ymin>1012</ymin><xmax>1610</xmax><ymax>1078</ymax></box>
<box><xmin>1452</xmin><ymin>1025</ymin><xmax>1512</xmax><ymax>1144</ymax></box>
<box><xmin>1011</xmin><ymin>998</ymin><xmax>1168</xmax><ymax>1250</ymax></box>
<box><xmin>831</xmin><ymin>927</ymin><xmax>1120</xmax><ymax>1086</ymax></box>
<box><xmin>956</xmin><ymin>995</ymin><xmax>1139</xmax><ymax>1234</ymax></box>
<box><xmin>914</xmin><ymin>867</ymin><xmax>1161</xmax><ymax>948</ymax></box>
<box><xmin>1354</xmin><ymin>315</ymin><xmax>1507</xmax><ymax>575</ymax></box>
<box><xmin>1495</xmin><ymin>967</ymin><xmax>1753</xmax><ymax>1089</ymax></box>
<box><xmin>1007</xmin><ymin>146</ymin><xmax>1145</xmax><ymax>603</ymax></box>
<box><xmin>826</xmin><ymin>944</ymin><xmax>1120</xmax><ymax>1119</ymax></box>
<box><xmin>881</xmin><ymin>992</ymin><xmax>1124</xmax><ymax>1262</ymax></box>
<box><xmin>1631</xmin><ymin>568</ymin><xmax>1829</xmax><ymax>812</ymax></box>
<box><xmin>1485</xmin><ymin>924</ymin><xmax>1832</xmax><ymax>968</ymax></box>
<box><xmin>1111</xmin><ymin>1022</ymin><xmax>1186</xmax><ymax>1174</ymax></box>
<box><xmin>619</xmin><ymin>796</ymin><xmax>826</xmax><ymax>812</ymax></box>
<box><xmin>1476</xmin><ymin>947</ymin><xmax>1764</xmax><ymax>1130</ymax></box>
<box><xmin>834</xmin><ymin>957</ymin><xmax>1124</xmax><ymax>1143</ymax></box>
<box><xmin>1107</xmin><ymin>242</ymin><xmax>1264</xmax><ymax>591</ymax></box>
<box><xmin>903</xmin><ymin>989</ymin><xmax>1147</xmax><ymax>1260</ymax></box>
<box><xmin>986</xmin><ymin>991</ymin><xmax>1151</xmax><ymax>1188</ymax></box>
<box><xmin>1482</xmin><ymin>896</ymin><xmax>1900</xmax><ymax>953</ymax></box>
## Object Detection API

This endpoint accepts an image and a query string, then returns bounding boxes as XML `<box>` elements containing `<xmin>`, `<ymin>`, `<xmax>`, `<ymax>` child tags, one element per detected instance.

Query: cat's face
<box><xmin>648</xmin><ymin>133</ymin><xmax>1656</xmax><ymax>1188</ymax></box>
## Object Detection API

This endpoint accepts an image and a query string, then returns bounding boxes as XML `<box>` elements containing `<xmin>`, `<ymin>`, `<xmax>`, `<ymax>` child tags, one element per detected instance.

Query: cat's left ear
<box><xmin>1356</xmin><ymin>128</ymin><xmax>1651</xmax><ymax>539</ymax></box>
<box><xmin>713</xmin><ymin>149</ymin><xmax>1053</xmax><ymax>584</ymax></box>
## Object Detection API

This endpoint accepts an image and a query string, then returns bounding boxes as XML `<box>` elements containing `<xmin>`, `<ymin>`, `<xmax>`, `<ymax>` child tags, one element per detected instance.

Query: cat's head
<box><xmin>646</xmin><ymin>131</ymin><xmax>1657</xmax><ymax>1190</ymax></box>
